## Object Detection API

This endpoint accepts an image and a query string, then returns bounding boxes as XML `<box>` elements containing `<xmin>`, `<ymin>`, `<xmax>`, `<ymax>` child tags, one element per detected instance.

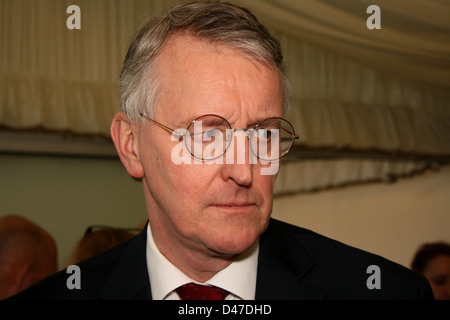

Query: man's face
<box><xmin>135</xmin><ymin>34</ymin><xmax>284</xmax><ymax>257</ymax></box>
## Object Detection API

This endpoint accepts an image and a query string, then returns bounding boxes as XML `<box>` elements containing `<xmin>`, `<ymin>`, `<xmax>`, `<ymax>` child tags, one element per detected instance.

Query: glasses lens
<box><xmin>186</xmin><ymin>115</ymin><xmax>232</xmax><ymax>160</ymax></box>
<box><xmin>251</xmin><ymin>118</ymin><xmax>295</xmax><ymax>161</ymax></box>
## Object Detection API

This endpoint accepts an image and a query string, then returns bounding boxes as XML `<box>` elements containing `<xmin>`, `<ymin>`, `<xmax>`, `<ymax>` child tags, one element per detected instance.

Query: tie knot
<box><xmin>175</xmin><ymin>282</ymin><xmax>229</xmax><ymax>300</ymax></box>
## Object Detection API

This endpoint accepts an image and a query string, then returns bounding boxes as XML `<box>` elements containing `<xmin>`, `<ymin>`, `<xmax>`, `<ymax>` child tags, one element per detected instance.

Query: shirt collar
<box><xmin>146</xmin><ymin>223</ymin><xmax>259</xmax><ymax>300</ymax></box>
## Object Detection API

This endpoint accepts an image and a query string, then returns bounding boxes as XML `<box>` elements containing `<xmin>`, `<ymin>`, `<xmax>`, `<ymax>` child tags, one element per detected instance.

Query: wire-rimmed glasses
<box><xmin>139</xmin><ymin>113</ymin><xmax>299</xmax><ymax>161</ymax></box>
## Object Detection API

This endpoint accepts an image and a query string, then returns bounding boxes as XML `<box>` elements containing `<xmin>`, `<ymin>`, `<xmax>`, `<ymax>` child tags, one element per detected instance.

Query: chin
<box><xmin>205</xmin><ymin>226</ymin><xmax>262</xmax><ymax>257</ymax></box>
<box><xmin>198</xmin><ymin>209</ymin><xmax>270</xmax><ymax>256</ymax></box>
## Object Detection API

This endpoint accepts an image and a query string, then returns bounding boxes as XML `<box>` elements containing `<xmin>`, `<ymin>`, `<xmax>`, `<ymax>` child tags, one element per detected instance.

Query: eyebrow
<box><xmin>185</xmin><ymin>114</ymin><xmax>282</xmax><ymax>128</ymax></box>
<box><xmin>242</xmin><ymin>116</ymin><xmax>284</xmax><ymax>128</ymax></box>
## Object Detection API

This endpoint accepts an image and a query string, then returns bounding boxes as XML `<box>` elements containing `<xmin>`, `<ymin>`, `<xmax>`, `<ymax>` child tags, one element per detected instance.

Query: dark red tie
<box><xmin>175</xmin><ymin>282</ymin><xmax>230</xmax><ymax>300</ymax></box>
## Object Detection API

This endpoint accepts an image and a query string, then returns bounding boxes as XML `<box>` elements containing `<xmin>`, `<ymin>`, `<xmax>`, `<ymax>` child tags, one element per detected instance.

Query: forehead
<box><xmin>154</xmin><ymin>34</ymin><xmax>284</xmax><ymax>125</ymax></box>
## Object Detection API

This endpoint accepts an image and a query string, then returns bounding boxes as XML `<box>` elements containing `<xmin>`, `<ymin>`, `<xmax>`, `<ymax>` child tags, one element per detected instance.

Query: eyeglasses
<box><xmin>139</xmin><ymin>113</ymin><xmax>299</xmax><ymax>161</ymax></box>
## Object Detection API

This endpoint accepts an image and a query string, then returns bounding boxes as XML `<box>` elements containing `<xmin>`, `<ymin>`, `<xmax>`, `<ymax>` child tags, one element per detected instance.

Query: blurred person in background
<box><xmin>411</xmin><ymin>242</ymin><xmax>450</xmax><ymax>300</ymax></box>
<box><xmin>66</xmin><ymin>225</ymin><xmax>139</xmax><ymax>266</ymax></box>
<box><xmin>0</xmin><ymin>215</ymin><xmax>57</xmax><ymax>299</ymax></box>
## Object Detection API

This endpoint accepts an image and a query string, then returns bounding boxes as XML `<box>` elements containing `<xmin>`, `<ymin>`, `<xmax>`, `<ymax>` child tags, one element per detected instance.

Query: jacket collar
<box><xmin>256</xmin><ymin>219</ymin><xmax>324</xmax><ymax>299</ymax></box>
<box><xmin>98</xmin><ymin>218</ymin><xmax>322</xmax><ymax>300</ymax></box>
<box><xmin>99</xmin><ymin>227</ymin><xmax>152</xmax><ymax>300</ymax></box>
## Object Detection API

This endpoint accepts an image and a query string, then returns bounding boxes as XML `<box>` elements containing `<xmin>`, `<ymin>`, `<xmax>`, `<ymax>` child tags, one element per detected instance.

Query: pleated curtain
<box><xmin>1</xmin><ymin>0</ymin><xmax>449</xmax><ymax>194</ymax></box>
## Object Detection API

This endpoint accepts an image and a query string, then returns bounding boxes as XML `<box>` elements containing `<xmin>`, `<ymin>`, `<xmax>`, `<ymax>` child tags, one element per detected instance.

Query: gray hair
<box><xmin>119</xmin><ymin>1</ymin><xmax>291</xmax><ymax>122</ymax></box>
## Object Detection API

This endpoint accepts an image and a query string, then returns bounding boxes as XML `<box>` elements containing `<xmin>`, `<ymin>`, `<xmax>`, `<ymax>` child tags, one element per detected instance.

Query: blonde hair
<box><xmin>119</xmin><ymin>1</ymin><xmax>291</xmax><ymax>122</ymax></box>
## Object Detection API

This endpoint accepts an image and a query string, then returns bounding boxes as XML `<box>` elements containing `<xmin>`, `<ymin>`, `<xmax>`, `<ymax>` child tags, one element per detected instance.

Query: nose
<box><xmin>221</xmin><ymin>129</ymin><xmax>253</xmax><ymax>186</ymax></box>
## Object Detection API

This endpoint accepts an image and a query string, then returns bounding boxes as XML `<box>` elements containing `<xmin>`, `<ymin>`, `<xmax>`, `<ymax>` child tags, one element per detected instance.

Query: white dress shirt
<box><xmin>146</xmin><ymin>224</ymin><xmax>259</xmax><ymax>300</ymax></box>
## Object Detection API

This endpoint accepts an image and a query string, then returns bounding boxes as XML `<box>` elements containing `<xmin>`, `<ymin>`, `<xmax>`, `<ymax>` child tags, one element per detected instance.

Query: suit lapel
<box><xmin>99</xmin><ymin>227</ymin><xmax>152</xmax><ymax>300</ymax></box>
<box><xmin>256</xmin><ymin>219</ymin><xmax>324</xmax><ymax>299</ymax></box>
<box><xmin>97</xmin><ymin>219</ymin><xmax>322</xmax><ymax>300</ymax></box>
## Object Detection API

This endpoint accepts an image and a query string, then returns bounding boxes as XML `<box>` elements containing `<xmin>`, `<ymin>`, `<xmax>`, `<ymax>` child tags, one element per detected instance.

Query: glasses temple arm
<box><xmin>139</xmin><ymin>113</ymin><xmax>186</xmax><ymax>136</ymax></box>
<box><xmin>279</xmin><ymin>126</ymin><xmax>299</xmax><ymax>139</ymax></box>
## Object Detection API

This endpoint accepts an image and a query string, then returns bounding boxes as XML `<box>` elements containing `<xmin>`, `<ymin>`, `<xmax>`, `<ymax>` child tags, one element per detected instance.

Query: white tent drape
<box><xmin>240</xmin><ymin>0</ymin><xmax>450</xmax><ymax>90</ymax></box>
<box><xmin>0</xmin><ymin>0</ymin><xmax>182</xmax><ymax>135</ymax></box>
<box><xmin>1</xmin><ymin>0</ymin><xmax>449</xmax><ymax>194</ymax></box>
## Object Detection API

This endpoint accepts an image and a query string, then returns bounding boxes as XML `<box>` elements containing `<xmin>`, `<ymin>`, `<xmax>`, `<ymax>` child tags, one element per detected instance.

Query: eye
<box><xmin>263</xmin><ymin>130</ymin><xmax>270</xmax><ymax>139</ymax></box>
<box><xmin>203</xmin><ymin>129</ymin><xmax>219</xmax><ymax>139</ymax></box>
<box><xmin>192</xmin><ymin>128</ymin><xmax>222</xmax><ymax>144</ymax></box>
<box><xmin>188</xmin><ymin>116</ymin><xmax>230</xmax><ymax>144</ymax></box>
<box><xmin>256</xmin><ymin>128</ymin><xmax>279</xmax><ymax>141</ymax></box>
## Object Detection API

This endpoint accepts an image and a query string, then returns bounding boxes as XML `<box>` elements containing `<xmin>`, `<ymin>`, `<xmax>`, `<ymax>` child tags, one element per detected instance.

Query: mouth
<box><xmin>209</xmin><ymin>202</ymin><xmax>256</xmax><ymax>212</ymax></box>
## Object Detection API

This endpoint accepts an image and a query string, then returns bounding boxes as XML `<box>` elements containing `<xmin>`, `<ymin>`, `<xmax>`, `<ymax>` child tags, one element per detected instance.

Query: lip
<box><xmin>209</xmin><ymin>203</ymin><xmax>256</xmax><ymax>213</ymax></box>
<box><xmin>211</xmin><ymin>202</ymin><xmax>256</xmax><ymax>207</ymax></box>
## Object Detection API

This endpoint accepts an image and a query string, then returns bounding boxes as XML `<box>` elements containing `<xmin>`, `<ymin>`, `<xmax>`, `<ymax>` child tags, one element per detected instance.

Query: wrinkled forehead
<box><xmin>153</xmin><ymin>34</ymin><xmax>284</xmax><ymax>127</ymax></box>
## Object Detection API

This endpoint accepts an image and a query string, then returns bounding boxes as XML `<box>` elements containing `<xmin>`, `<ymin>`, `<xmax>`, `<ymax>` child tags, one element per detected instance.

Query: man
<box><xmin>0</xmin><ymin>215</ymin><xmax>57</xmax><ymax>299</ymax></box>
<box><xmin>11</xmin><ymin>1</ymin><xmax>433</xmax><ymax>300</ymax></box>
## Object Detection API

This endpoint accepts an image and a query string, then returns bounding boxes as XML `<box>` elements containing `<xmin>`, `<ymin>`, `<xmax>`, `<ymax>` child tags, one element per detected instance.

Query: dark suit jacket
<box><xmin>10</xmin><ymin>218</ymin><xmax>433</xmax><ymax>299</ymax></box>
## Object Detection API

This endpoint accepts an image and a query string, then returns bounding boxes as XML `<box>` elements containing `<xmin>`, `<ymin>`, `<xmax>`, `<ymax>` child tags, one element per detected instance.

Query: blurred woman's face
<box><xmin>423</xmin><ymin>255</ymin><xmax>450</xmax><ymax>300</ymax></box>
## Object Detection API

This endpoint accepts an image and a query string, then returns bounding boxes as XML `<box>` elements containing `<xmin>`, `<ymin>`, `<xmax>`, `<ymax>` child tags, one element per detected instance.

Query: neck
<box><xmin>149</xmin><ymin>221</ymin><xmax>236</xmax><ymax>283</ymax></box>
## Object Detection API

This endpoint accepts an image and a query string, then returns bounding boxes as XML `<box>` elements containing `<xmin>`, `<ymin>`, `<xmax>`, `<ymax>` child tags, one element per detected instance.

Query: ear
<box><xmin>110</xmin><ymin>112</ymin><xmax>144</xmax><ymax>179</ymax></box>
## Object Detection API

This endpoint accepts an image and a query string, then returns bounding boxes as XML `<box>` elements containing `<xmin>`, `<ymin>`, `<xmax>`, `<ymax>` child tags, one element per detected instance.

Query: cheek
<box><xmin>254</xmin><ymin>172</ymin><xmax>277</xmax><ymax>205</ymax></box>
<box><xmin>158</xmin><ymin>160</ymin><xmax>219</xmax><ymax>211</ymax></box>
<box><xmin>171</xmin><ymin>167</ymin><xmax>208</xmax><ymax>201</ymax></box>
